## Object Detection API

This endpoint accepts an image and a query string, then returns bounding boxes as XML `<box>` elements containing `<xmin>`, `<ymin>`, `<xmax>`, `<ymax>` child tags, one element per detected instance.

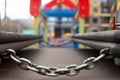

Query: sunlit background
<box><xmin>0</xmin><ymin>0</ymin><xmax>52</xmax><ymax>19</ymax></box>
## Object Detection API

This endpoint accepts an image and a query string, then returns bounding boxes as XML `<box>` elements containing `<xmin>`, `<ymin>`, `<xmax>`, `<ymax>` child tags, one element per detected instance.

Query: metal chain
<box><xmin>4</xmin><ymin>48</ymin><xmax>110</xmax><ymax>77</ymax></box>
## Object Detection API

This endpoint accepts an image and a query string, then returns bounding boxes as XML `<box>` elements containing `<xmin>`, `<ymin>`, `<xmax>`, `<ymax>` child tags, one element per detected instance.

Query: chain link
<box><xmin>83</xmin><ymin>57</ymin><xmax>96</xmax><ymax>70</ymax></box>
<box><xmin>46</xmin><ymin>67</ymin><xmax>59</xmax><ymax>77</ymax></box>
<box><xmin>4</xmin><ymin>48</ymin><xmax>110</xmax><ymax>77</ymax></box>
<box><xmin>36</xmin><ymin>65</ymin><xmax>50</xmax><ymax>75</ymax></box>
<box><xmin>5</xmin><ymin>49</ymin><xmax>22</xmax><ymax>64</ymax></box>
<box><xmin>66</xmin><ymin>64</ymin><xmax>79</xmax><ymax>76</ymax></box>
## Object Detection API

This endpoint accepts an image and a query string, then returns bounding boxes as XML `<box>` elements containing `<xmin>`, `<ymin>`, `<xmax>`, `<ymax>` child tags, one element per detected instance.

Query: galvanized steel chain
<box><xmin>4</xmin><ymin>48</ymin><xmax>110</xmax><ymax>77</ymax></box>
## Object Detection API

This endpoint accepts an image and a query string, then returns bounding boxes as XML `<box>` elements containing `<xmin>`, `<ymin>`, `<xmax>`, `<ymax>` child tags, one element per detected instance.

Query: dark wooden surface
<box><xmin>0</xmin><ymin>48</ymin><xmax>120</xmax><ymax>80</ymax></box>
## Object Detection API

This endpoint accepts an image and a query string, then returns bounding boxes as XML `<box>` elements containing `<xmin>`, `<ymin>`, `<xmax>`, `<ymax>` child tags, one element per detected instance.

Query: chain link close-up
<box><xmin>4</xmin><ymin>48</ymin><xmax>110</xmax><ymax>77</ymax></box>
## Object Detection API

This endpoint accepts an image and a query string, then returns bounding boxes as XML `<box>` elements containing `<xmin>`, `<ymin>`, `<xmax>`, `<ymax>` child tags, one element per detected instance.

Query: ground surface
<box><xmin>0</xmin><ymin>48</ymin><xmax>120</xmax><ymax>80</ymax></box>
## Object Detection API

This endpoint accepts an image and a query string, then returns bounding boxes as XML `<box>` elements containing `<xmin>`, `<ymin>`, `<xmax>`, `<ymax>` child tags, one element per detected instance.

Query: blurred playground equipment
<box><xmin>0</xmin><ymin>0</ymin><xmax>117</xmax><ymax>48</ymax></box>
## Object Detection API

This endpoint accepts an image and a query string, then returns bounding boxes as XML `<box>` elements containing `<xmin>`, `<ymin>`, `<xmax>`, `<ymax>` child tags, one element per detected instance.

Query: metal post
<box><xmin>72</xmin><ymin>30</ymin><xmax>120</xmax><ymax>43</ymax></box>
